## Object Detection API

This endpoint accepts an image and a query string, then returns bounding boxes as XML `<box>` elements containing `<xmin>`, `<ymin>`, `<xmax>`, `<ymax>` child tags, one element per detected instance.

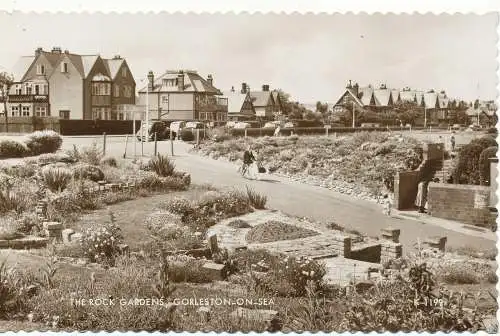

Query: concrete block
<box><xmin>202</xmin><ymin>262</ymin><xmax>227</xmax><ymax>281</ymax></box>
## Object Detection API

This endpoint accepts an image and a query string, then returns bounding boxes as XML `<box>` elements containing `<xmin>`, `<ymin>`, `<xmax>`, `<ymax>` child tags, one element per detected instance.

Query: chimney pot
<box><xmin>51</xmin><ymin>47</ymin><xmax>62</xmax><ymax>53</ymax></box>
<box><xmin>147</xmin><ymin>71</ymin><xmax>154</xmax><ymax>91</ymax></box>
<box><xmin>35</xmin><ymin>47</ymin><xmax>43</xmax><ymax>56</ymax></box>
<box><xmin>177</xmin><ymin>73</ymin><xmax>185</xmax><ymax>91</ymax></box>
<box><xmin>207</xmin><ymin>74</ymin><xmax>213</xmax><ymax>86</ymax></box>
<box><xmin>262</xmin><ymin>84</ymin><xmax>269</xmax><ymax>92</ymax></box>
<box><xmin>241</xmin><ymin>82</ymin><xmax>248</xmax><ymax>94</ymax></box>
<box><xmin>231</xmin><ymin>86</ymin><xmax>235</xmax><ymax>92</ymax></box>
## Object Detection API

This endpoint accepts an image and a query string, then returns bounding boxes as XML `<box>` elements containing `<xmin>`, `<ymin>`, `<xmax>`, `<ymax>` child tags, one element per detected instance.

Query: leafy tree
<box><xmin>453</xmin><ymin>135</ymin><xmax>498</xmax><ymax>185</ymax></box>
<box><xmin>0</xmin><ymin>72</ymin><xmax>14</xmax><ymax>132</ymax></box>
<box><xmin>479</xmin><ymin>146</ymin><xmax>498</xmax><ymax>186</ymax></box>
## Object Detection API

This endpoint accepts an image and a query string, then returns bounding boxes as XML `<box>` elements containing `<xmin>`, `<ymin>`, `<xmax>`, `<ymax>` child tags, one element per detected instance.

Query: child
<box><xmin>383</xmin><ymin>193</ymin><xmax>392</xmax><ymax>217</ymax></box>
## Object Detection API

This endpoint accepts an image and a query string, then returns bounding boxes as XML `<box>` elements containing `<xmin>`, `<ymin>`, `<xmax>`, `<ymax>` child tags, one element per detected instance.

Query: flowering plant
<box><xmin>79</xmin><ymin>213</ymin><xmax>123</xmax><ymax>265</ymax></box>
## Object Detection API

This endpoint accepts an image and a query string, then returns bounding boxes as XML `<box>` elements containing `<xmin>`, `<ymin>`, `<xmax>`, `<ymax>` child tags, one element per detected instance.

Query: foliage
<box><xmin>478</xmin><ymin>146</ymin><xmax>497</xmax><ymax>185</ymax></box>
<box><xmin>454</xmin><ymin>136</ymin><xmax>498</xmax><ymax>185</ymax></box>
<box><xmin>24</xmin><ymin>130</ymin><xmax>63</xmax><ymax>155</ymax></box>
<box><xmin>0</xmin><ymin>214</ymin><xmax>24</xmax><ymax>240</ymax></box>
<box><xmin>340</xmin><ymin>263</ymin><xmax>486</xmax><ymax>332</ymax></box>
<box><xmin>438</xmin><ymin>264</ymin><xmax>479</xmax><ymax>284</ymax></box>
<box><xmin>246</xmin><ymin>220</ymin><xmax>318</xmax><ymax>243</ymax></box>
<box><xmin>149</xmin><ymin>154</ymin><xmax>176</xmax><ymax>177</ymax></box>
<box><xmin>67</xmin><ymin>142</ymin><xmax>104</xmax><ymax>165</ymax></box>
<box><xmin>100</xmin><ymin>156</ymin><xmax>118</xmax><ymax>167</ymax></box>
<box><xmin>72</xmin><ymin>163</ymin><xmax>105</xmax><ymax>182</ymax></box>
<box><xmin>0</xmin><ymin>178</ymin><xmax>36</xmax><ymax>214</ymax></box>
<box><xmin>0</xmin><ymin>140</ymin><xmax>28</xmax><ymax>158</ymax></box>
<box><xmin>228</xmin><ymin>219</ymin><xmax>251</xmax><ymax>228</ymax></box>
<box><xmin>79</xmin><ymin>212</ymin><xmax>123</xmax><ymax>265</ymax></box>
<box><xmin>167</xmin><ymin>257</ymin><xmax>213</xmax><ymax>283</ymax></box>
<box><xmin>40</xmin><ymin>166</ymin><xmax>72</xmax><ymax>192</ymax></box>
<box><xmin>245</xmin><ymin>186</ymin><xmax>267</xmax><ymax>209</ymax></box>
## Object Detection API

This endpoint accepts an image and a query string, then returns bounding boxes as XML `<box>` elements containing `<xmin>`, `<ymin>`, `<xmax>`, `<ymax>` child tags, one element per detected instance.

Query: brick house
<box><xmin>0</xmin><ymin>47</ymin><xmax>136</xmax><ymax>120</ymax></box>
<box><xmin>223</xmin><ymin>84</ymin><xmax>255</xmax><ymax>121</ymax></box>
<box><xmin>333</xmin><ymin>81</ymin><xmax>451</xmax><ymax>124</ymax></box>
<box><xmin>466</xmin><ymin>100</ymin><xmax>497</xmax><ymax>126</ymax></box>
<box><xmin>137</xmin><ymin>70</ymin><xmax>228</xmax><ymax>122</ymax></box>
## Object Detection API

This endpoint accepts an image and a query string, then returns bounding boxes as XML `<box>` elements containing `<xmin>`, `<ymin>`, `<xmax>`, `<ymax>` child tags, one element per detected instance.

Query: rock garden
<box><xmin>193</xmin><ymin>131</ymin><xmax>424</xmax><ymax>201</ymax></box>
<box><xmin>0</xmin><ymin>130</ymin><xmax>497</xmax><ymax>333</ymax></box>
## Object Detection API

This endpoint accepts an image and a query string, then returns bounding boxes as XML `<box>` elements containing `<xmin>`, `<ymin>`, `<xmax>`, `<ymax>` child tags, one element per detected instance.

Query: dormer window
<box><xmin>61</xmin><ymin>62</ymin><xmax>68</xmax><ymax>73</ymax></box>
<box><xmin>36</xmin><ymin>64</ymin><xmax>45</xmax><ymax>75</ymax></box>
<box><xmin>162</xmin><ymin>79</ymin><xmax>177</xmax><ymax>87</ymax></box>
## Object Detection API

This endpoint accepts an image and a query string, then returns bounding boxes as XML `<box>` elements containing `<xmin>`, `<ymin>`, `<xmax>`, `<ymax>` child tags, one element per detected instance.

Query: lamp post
<box><xmin>145</xmin><ymin>80</ymin><xmax>149</xmax><ymax>143</ymax></box>
<box><xmin>352</xmin><ymin>101</ymin><xmax>355</xmax><ymax>128</ymax></box>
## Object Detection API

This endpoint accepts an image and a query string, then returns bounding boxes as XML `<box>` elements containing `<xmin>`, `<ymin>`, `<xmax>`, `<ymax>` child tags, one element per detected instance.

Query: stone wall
<box><xmin>350</xmin><ymin>242</ymin><xmax>381</xmax><ymax>263</ymax></box>
<box><xmin>427</xmin><ymin>182</ymin><xmax>493</xmax><ymax>227</ymax></box>
<box><xmin>394</xmin><ymin>171</ymin><xmax>420</xmax><ymax>210</ymax></box>
<box><xmin>332</xmin><ymin>234</ymin><xmax>351</xmax><ymax>258</ymax></box>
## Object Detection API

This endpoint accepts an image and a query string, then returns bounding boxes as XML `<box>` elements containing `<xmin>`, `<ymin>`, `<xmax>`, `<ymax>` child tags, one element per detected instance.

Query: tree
<box><xmin>393</xmin><ymin>101</ymin><xmax>422</xmax><ymax>126</ymax></box>
<box><xmin>0</xmin><ymin>72</ymin><xmax>14</xmax><ymax>132</ymax></box>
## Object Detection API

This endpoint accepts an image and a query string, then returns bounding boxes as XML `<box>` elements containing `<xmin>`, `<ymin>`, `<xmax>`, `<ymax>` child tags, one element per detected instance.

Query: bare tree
<box><xmin>0</xmin><ymin>72</ymin><xmax>14</xmax><ymax>132</ymax></box>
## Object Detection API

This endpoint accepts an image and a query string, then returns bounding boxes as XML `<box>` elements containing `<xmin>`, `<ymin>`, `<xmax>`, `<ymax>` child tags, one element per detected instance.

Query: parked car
<box><xmin>263</xmin><ymin>122</ymin><xmax>279</xmax><ymax>129</ymax></box>
<box><xmin>451</xmin><ymin>124</ymin><xmax>463</xmax><ymax>131</ymax></box>
<box><xmin>170</xmin><ymin>121</ymin><xmax>186</xmax><ymax>139</ymax></box>
<box><xmin>234</xmin><ymin>122</ymin><xmax>251</xmax><ymax>129</ymax></box>
<box><xmin>185</xmin><ymin>121</ymin><xmax>205</xmax><ymax>129</ymax></box>
<box><xmin>136</xmin><ymin>121</ymin><xmax>171</xmax><ymax>142</ymax></box>
<box><xmin>469</xmin><ymin>124</ymin><xmax>482</xmax><ymax>131</ymax></box>
<box><xmin>283</xmin><ymin>121</ymin><xmax>298</xmax><ymax>128</ymax></box>
<box><xmin>225</xmin><ymin>121</ymin><xmax>237</xmax><ymax>129</ymax></box>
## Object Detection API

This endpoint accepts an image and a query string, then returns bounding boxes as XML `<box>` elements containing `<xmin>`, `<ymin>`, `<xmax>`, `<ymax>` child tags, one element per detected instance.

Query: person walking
<box><xmin>415</xmin><ymin>180</ymin><xmax>428</xmax><ymax>213</ymax></box>
<box><xmin>382</xmin><ymin>193</ymin><xmax>393</xmax><ymax>217</ymax></box>
<box><xmin>240</xmin><ymin>145</ymin><xmax>256</xmax><ymax>179</ymax></box>
<box><xmin>450</xmin><ymin>134</ymin><xmax>456</xmax><ymax>152</ymax></box>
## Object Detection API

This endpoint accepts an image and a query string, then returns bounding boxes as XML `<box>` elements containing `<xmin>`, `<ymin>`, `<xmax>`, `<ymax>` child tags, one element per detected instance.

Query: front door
<box><xmin>59</xmin><ymin>110</ymin><xmax>70</xmax><ymax>119</ymax></box>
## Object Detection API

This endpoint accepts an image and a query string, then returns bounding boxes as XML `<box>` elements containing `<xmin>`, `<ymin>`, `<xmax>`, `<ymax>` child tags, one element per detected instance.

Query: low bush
<box><xmin>245</xmin><ymin>186</ymin><xmax>267</xmax><ymax>209</ymax></box>
<box><xmin>228</xmin><ymin>219</ymin><xmax>251</xmax><ymax>228</ymax></box>
<box><xmin>79</xmin><ymin>213</ymin><xmax>123</xmax><ymax>266</ymax></box>
<box><xmin>439</xmin><ymin>264</ymin><xmax>480</xmax><ymax>284</ymax></box>
<box><xmin>167</xmin><ymin>258</ymin><xmax>213</xmax><ymax>283</ymax></box>
<box><xmin>160</xmin><ymin>197</ymin><xmax>194</xmax><ymax>217</ymax></box>
<box><xmin>0</xmin><ymin>163</ymin><xmax>37</xmax><ymax>178</ymax></box>
<box><xmin>41</xmin><ymin>166</ymin><xmax>72</xmax><ymax>192</ymax></box>
<box><xmin>478</xmin><ymin>146</ymin><xmax>497</xmax><ymax>185</ymax></box>
<box><xmin>0</xmin><ymin>140</ymin><xmax>28</xmax><ymax>158</ymax></box>
<box><xmin>69</xmin><ymin>142</ymin><xmax>104</xmax><ymax>165</ymax></box>
<box><xmin>149</xmin><ymin>154</ymin><xmax>175</xmax><ymax>177</ymax></box>
<box><xmin>72</xmin><ymin>163</ymin><xmax>105</xmax><ymax>182</ymax></box>
<box><xmin>0</xmin><ymin>215</ymin><xmax>24</xmax><ymax>240</ymax></box>
<box><xmin>0</xmin><ymin>178</ymin><xmax>36</xmax><ymax>215</ymax></box>
<box><xmin>100</xmin><ymin>156</ymin><xmax>118</xmax><ymax>167</ymax></box>
<box><xmin>24</xmin><ymin>130</ymin><xmax>63</xmax><ymax>155</ymax></box>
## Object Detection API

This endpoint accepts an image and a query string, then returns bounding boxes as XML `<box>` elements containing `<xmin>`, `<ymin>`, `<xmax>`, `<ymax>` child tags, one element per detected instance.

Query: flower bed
<box><xmin>194</xmin><ymin>132</ymin><xmax>423</xmax><ymax>199</ymax></box>
<box><xmin>245</xmin><ymin>220</ymin><xmax>318</xmax><ymax>244</ymax></box>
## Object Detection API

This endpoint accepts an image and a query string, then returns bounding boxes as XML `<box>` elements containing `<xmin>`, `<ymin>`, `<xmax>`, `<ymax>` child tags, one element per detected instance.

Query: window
<box><xmin>121</xmin><ymin>67</ymin><xmax>127</xmax><ymax>77</ymax></box>
<box><xmin>118</xmin><ymin>112</ymin><xmax>124</xmax><ymax>120</ymax></box>
<box><xmin>92</xmin><ymin>83</ymin><xmax>111</xmax><ymax>95</ymax></box>
<box><xmin>35</xmin><ymin>106</ymin><xmax>47</xmax><ymax>117</ymax></box>
<box><xmin>15</xmin><ymin>85</ymin><xmax>21</xmax><ymax>95</ymax></box>
<box><xmin>124</xmin><ymin>85</ymin><xmax>132</xmax><ymax>98</ymax></box>
<box><xmin>161</xmin><ymin>95</ymin><xmax>169</xmax><ymax>104</ymax></box>
<box><xmin>11</xmin><ymin>106</ymin><xmax>19</xmax><ymax>117</ymax></box>
<box><xmin>34</xmin><ymin>85</ymin><xmax>40</xmax><ymax>95</ymax></box>
<box><xmin>26</xmin><ymin>85</ymin><xmax>32</xmax><ymax>95</ymax></box>
<box><xmin>22</xmin><ymin>106</ymin><xmax>30</xmax><ymax>116</ymax></box>
<box><xmin>44</xmin><ymin>85</ymin><xmax>49</xmax><ymax>95</ymax></box>
<box><xmin>114</xmin><ymin>85</ymin><xmax>120</xmax><ymax>97</ymax></box>
<box><xmin>199</xmin><ymin>112</ymin><xmax>206</xmax><ymax>120</ymax></box>
<box><xmin>36</xmin><ymin>64</ymin><xmax>45</xmax><ymax>75</ymax></box>
<box><xmin>61</xmin><ymin>62</ymin><xmax>68</xmax><ymax>73</ymax></box>
<box><xmin>59</xmin><ymin>110</ymin><xmax>70</xmax><ymax>119</ymax></box>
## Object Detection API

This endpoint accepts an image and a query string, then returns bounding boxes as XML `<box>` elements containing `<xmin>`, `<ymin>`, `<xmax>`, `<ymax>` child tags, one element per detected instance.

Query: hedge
<box><xmin>59</xmin><ymin>120</ymin><xmax>142</xmax><ymax>136</ymax></box>
<box><xmin>229</xmin><ymin>126</ymin><xmax>407</xmax><ymax>137</ymax></box>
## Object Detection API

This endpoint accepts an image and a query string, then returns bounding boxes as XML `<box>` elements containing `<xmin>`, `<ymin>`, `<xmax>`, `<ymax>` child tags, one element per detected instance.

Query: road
<box><xmin>2</xmin><ymin>134</ymin><xmax>497</xmax><ymax>253</ymax></box>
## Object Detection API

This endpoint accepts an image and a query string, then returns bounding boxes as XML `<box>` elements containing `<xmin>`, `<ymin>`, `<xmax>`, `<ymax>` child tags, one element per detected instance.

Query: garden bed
<box><xmin>246</xmin><ymin>220</ymin><xmax>319</xmax><ymax>243</ymax></box>
<box><xmin>193</xmin><ymin>132</ymin><xmax>423</xmax><ymax>199</ymax></box>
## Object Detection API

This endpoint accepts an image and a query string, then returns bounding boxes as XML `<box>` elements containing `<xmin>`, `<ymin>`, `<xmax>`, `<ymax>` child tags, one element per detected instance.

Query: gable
<box><xmin>22</xmin><ymin>53</ymin><xmax>54</xmax><ymax>81</ymax></box>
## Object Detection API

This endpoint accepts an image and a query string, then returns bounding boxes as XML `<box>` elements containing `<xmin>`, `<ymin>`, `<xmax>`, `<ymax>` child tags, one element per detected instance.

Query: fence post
<box><xmin>141</xmin><ymin>135</ymin><xmax>144</xmax><ymax>156</ymax></box>
<box><xmin>244</xmin><ymin>128</ymin><xmax>247</xmax><ymax>139</ymax></box>
<box><xmin>123</xmin><ymin>134</ymin><xmax>129</xmax><ymax>159</ymax></box>
<box><xmin>170</xmin><ymin>129</ymin><xmax>174</xmax><ymax>156</ymax></box>
<box><xmin>154</xmin><ymin>132</ymin><xmax>158</xmax><ymax>156</ymax></box>
<box><xmin>196</xmin><ymin>129</ymin><xmax>200</xmax><ymax>146</ymax></box>
<box><xmin>103</xmin><ymin>132</ymin><xmax>107</xmax><ymax>156</ymax></box>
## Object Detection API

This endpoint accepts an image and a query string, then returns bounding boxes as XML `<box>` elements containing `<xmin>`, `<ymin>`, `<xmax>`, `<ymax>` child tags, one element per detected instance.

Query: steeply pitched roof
<box><xmin>10</xmin><ymin>56</ymin><xmax>35</xmax><ymax>81</ymax></box>
<box><xmin>373</xmin><ymin>88</ymin><xmax>392</xmax><ymax>106</ymax></box>
<box><xmin>104</xmin><ymin>59</ymin><xmax>124</xmax><ymax>80</ymax></box>
<box><xmin>271</xmin><ymin>91</ymin><xmax>281</xmax><ymax>106</ymax></box>
<box><xmin>250</xmin><ymin>91</ymin><xmax>273</xmax><ymax>107</ymax></box>
<box><xmin>391</xmin><ymin>89</ymin><xmax>400</xmax><ymax>103</ymax></box>
<box><xmin>466</xmin><ymin>106</ymin><xmax>496</xmax><ymax>117</ymax></box>
<box><xmin>358</xmin><ymin>87</ymin><xmax>374</xmax><ymax>105</ymax></box>
<box><xmin>138</xmin><ymin>70</ymin><xmax>221</xmax><ymax>94</ymax></box>
<box><xmin>224</xmin><ymin>90</ymin><xmax>251</xmax><ymax>114</ymax></box>
<box><xmin>399</xmin><ymin>90</ymin><xmax>417</xmax><ymax>102</ymax></box>
<box><xmin>423</xmin><ymin>92</ymin><xmax>438</xmax><ymax>109</ymax></box>
<box><xmin>81</xmin><ymin>55</ymin><xmax>99</xmax><ymax>78</ymax></box>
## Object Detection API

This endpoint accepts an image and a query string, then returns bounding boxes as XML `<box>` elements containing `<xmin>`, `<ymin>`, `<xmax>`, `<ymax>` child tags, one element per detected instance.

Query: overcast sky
<box><xmin>0</xmin><ymin>12</ymin><xmax>497</xmax><ymax>103</ymax></box>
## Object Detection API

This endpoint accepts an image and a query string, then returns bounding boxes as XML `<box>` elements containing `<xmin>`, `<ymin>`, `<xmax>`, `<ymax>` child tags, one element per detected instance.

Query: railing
<box><xmin>6</xmin><ymin>94</ymin><xmax>49</xmax><ymax>103</ymax></box>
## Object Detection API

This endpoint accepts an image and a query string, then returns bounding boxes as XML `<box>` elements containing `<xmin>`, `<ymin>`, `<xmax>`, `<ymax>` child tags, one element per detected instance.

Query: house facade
<box><xmin>137</xmin><ymin>70</ymin><xmax>228</xmax><ymax>122</ymax></box>
<box><xmin>223</xmin><ymin>84</ymin><xmax>255</xmax><ymax>121</ymax></box>
<box><xmin>249</xmin><ymin>84</ymin><xmax>277</xmax><ymax>120</ymax></box>
<box><xmin>1</xmin><ymin>47</ymin><xmax>136</xmax><ymax>120</ymax></box>
<box><xmin>466</xmin><ymin>100</ymin><xmax>497</xmax><ymax>126</ymax></box>
<box><xmin>333</xmin><ymin>81</ymin><xmax>452</xmax><ymax>125</ymax></box>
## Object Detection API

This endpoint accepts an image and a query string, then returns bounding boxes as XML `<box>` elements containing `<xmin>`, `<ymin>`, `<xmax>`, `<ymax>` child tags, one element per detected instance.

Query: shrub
<box><xmin>486</xmin><ymin>127</ymin><xmax>497</xmax><ymax>134</ymax></box>
<box><xmin>0</xmin><ymin>179</ymin><xmax>35</xmax><ymax>214</ymax></box>
<box><xmin>167</xmin><ymin>258</ymin><xmax>213</xmax><ymax>283</ymax></box>
<box><xmin>180</xmin><ymin>129</ymin><xmax>195</xmax><ymax>142</ymax></box>
<box><xmin>41</xmin><ymin>166</ymin><xmax>72</xmax><ymax>192</ymax></box>
<box><xmin>0</xmin><ymin>163</ymin><xmax>37</xmax><ymax>178</ymax></box>
<box><xmin>79</xmin><ymin>142</ymin><xmax>104</xmax><ymax>165</ymax></box>
<box><xmin>160</xmin><ymin>197</ymin><xmax>194</xmax><ymax>217</ymax></box>
<box><xmin>197</xmin><ymin>190</ymin><xmax>253</xmax><ymax>219</ymax></box>
<box><xmin>245</xmin><ymin>186</ymin><xmax>267</xmax><ymax>209</ymax></box>
<box><xmin>100</xmin><ymin>156</ymin><xmax>118</xmax><ymax>167</ymax></box>
<box><xmin>72</xmin><ymin>163</ymin><xmax>105</xmax><ymax>182</ymax></box>
<box><xmin>149</xmin><ymin>154</ymin><xmax>176</xmax><ymax>177</ymax></box>
<box><xmin>79</xmin><ymin>213</ymin><xmax>123</xmax><ymax>265</ymax></box>
<box><xmin>24</xmin><ymin>130</ymin><xmax>62</xmax><ymax>155</ymax></box>
<box><xmin>0</xmin><ymin>215</ymin><xmax>24</xmax><ymax>240</ymax></box>
<box><xmin>0</xmin><ymin>140</ymin><xmax>28</xmax><ymax>158</ymax></box>
<box><xmin>228</xmin><ymin>219</ymin><xmax>251</xmax><ymax>228</ymax></box>
<box><xmin>439</xmin><ymin>264</ymin><xmax>480</xmax><ymax>284</ymax></box>
<box><xmin>478</xmin><ymin>146</ymin><xmax>497</xmax><ymax>185</ymax></box>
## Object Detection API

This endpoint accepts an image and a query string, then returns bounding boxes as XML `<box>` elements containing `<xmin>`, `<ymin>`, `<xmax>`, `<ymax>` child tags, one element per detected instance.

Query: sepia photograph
<box><xmin>0</xmin><ymin>11</ymin><xmax>498</xmax><ymax>333</ymax></box>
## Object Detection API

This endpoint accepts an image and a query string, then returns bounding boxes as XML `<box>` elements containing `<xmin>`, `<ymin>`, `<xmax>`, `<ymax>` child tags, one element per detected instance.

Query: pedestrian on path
<box><xmin>382</xmin><ymin>193</ymin><xmax>393</xmax><ymax>216</ymax></box>
<box><xmin>450</xmin><ymin>134</ymin><xmax>456</xmax><ymax>152</ymax></box>
<box><xmin>274</xmin><ymin>125</ymin><xmax>281</xmax><ymax>137</ymax></box>
<box><xmin>415</xmin><ymin>180</ymin><xmax>428</xmax><ymax>213</ymax></box>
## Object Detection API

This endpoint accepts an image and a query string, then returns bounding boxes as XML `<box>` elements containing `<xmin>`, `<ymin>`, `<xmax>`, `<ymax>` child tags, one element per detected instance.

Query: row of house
<box><xmin>0</xmin><ymin>47</ymin><xmax>284</xmax><ymax>123</ymax></box>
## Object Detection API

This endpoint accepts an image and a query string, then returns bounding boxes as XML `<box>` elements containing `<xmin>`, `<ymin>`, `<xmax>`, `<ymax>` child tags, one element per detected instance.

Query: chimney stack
<box><xmin>262</xmin><ymin>84</ymin><xmax>269</xmax><ymax>92</ymax></box>
<box><xmin>231</xmin><ymin>86</ymin><xmax>235</xmax><ymax>92</ymax></box>
<box><xmin>51</xmin><ymin>47</ymin><xmax>62</xmax><ymax>54</ymax></box>
<box><xmin>147</xmin><ymin>71</ymin><xmax>154</xmax><ymax>91</ymax></box>
<box><xmin>64</xmin><ymin>49</ymin><xmax>69</xmax><ymax>54</ymax></box>
<box><xmin>241</xmin><ymin>82</ymin><xmax>248</xmax><ymax>94</ymax></box>
<box><xmin>177</xmin><ymin>71</ymin><xmax>185</xmax><ymax>91</ymax></box>
<box><xmin>207</xmin><ymin>74</ymin><xmax>213</xmax><ymax>86</ymax></box>
<box><xmin>35</xmin><ymin>47</ymin><xmax>43</xmax><ymax>56</ymax></box>
<box><xmin>353</xmin><ymin>82</ymin><xmax>359</xmax><ymax>96</ymax></box>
